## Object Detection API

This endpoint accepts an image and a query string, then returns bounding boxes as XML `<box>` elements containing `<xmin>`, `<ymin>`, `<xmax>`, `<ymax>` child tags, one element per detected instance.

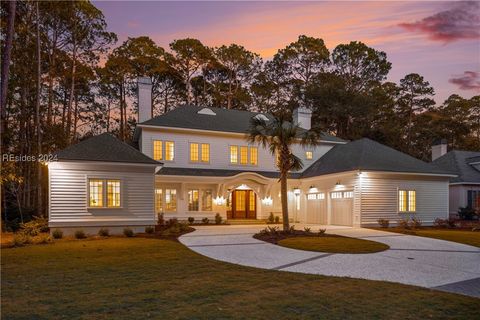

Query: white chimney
<box><xmin>431</xmin><ymin>139</ymin><xmax>447</xmax><ymax>161</ymax></box>
<box><xmin>293</xmin><ymin>107</ymin><xmax>312</xmax><ymax>130</ymax></box>
<box><xmin>137</xmin><ymin>76</ymin><xmax>152</xmax><ymax>123</ymax></box>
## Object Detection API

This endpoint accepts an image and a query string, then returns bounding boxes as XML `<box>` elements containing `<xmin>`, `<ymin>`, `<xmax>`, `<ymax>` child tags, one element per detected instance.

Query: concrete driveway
<box><xmin>179</xmin><ymin>224</ymin><xmax>480</xmax><ymax>298</ymax></box>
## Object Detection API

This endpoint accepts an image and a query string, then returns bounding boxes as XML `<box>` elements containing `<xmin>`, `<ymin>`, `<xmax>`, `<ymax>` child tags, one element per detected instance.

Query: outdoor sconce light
<box><xmin>213</xmin><ymin>196</ymin><xmax>226</xmax><ymax>205</ymax></box>
<box><xmin>261</xmin><ymin>197</ymin><xmax>273</xmax><ymax>206</ymax></box>
<box><xmin>293</xmin><ymin>188</ymin><xmax>301</xmax><ymax>195</ymax></box>
<box><xmin>308</xmin><ymin>185</ymin><xmax>318</xmax><ymax>193</ymax></box>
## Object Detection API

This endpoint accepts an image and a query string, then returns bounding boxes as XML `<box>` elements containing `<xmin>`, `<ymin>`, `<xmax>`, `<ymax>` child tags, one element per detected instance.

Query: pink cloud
<box><xmin>399</xmin><ymin>1</ymin><xmax>480</xmax><ymax>43</ymax></box>
<box><xmin>449</xmin><ymin>71</ymin><xmax>480</xmax><ymax>91</ymax></box>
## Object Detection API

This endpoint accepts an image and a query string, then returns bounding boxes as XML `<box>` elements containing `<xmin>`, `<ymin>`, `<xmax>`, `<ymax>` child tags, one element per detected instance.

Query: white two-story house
<box><xmin>48</xmin><ymin>77</ymin><xmax>455</xmax><ymax>235</ymax></box>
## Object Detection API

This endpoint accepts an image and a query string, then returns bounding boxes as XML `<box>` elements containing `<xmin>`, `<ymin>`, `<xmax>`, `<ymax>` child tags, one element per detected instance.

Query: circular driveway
<box><xmin>179</xmin><ymin>225</ymin><xmax>480</xmax><ymax>298</ymax></box>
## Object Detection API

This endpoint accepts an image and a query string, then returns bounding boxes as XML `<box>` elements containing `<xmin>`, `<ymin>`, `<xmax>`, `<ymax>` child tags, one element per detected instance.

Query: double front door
<box><xmin>227</xmin><ymin>190</ymin><xmax>256</xmax><ymax>219</ymax></box>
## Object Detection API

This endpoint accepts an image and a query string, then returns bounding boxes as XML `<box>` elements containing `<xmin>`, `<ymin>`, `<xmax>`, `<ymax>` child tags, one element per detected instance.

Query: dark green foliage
<box><xmin>74</xmin><ymin>230</ymin><xmax>86</xmax><ymax>239</ymax></box>
<box><xmin>458</xmin><ymin>207</ymin><xmax>477</xmax><ymax>220</ymax></box>
<box><xmin>214</xmin><ymin>213</ymin><xmax>222</xmax><ymax>225</ymax></box>
<box><xmin>52</xmin><ymin>229</ymin><xmax>63</xmax><ymax>239</ymax></box>
<box><xmin>187</xmin><ymin>217</ymin><xmax>195</xmax><ymax>225</ymax></box>
<box><xmin>98</xmin><ymin>228</ymin><xmax>110</xmax><ymax>237</ymax></box>
<box><xmin>145</xmin><ymin>226</ymin><xmax>154</xmax><ymax>234</ymax></box>
<box><xmin>202</xmin><ymin>217</ymin><xmax>209</xmax><ymax>224</ymax></box>
<box><xmin>123</xmin><ymin>228</ymin><xmax>134</xmax><ymax>237</ymax></box>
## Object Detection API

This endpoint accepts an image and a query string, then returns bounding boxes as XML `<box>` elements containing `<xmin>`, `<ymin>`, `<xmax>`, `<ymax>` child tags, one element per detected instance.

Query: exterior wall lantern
<box><xmin>308</xmin><ymin>185</ymin><xmax>318</xmax><ymax>193</ymax></box>
<box><xmin>261</xmin><ymin>197</ymin><xmax>273</xmax><ymax>206</ymax></box>
<box><xmin>213</xmin><ymin>196</ymin><xmax>226</xmax><ymax>205</ymax></box>
<box><xmin>293</xmin><ymin>188</ymin><xmax>301</xmax><ymax>195</ymax></box>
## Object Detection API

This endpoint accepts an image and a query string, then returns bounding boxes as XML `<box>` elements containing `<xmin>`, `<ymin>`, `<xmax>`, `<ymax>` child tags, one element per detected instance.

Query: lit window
<box><xmin>165</xmin><ymin>141</ymin><xmax>174</xmax><ymax>161</ymax></box>
<box><xmin>250</xmin><ymin>147</ymin><xmax>258</xmax><ymax>165</ymax></box>
<box><xmin>107</xmin><ymin>180</ymin><xmax>121</xmax><ymax>207</ymax></box>
<box><xmin>249</xmin><ymin>192</ymin><xmax>256</xmax><ymax>211</ymax></box>
<box><xmin>202</xmin><ymin>190</ymin><xmax>212</xmax><ymax>211</ymax></box>
<box><xmin>318</xmin><ymin>193</ymin><xmax>325</xmax><ymax>200</ymax></box>
<box><xmin>153</xmin><ymin>140</ymin><xmax>163</xmax><ymax>160</ymax></box>
<box><xmin>155</xmin><ymin>188</ymin><xmax>163</xmax><ymax>213</ymax></box>
<box><xmin>240</xmin><ymin>146</ymin><xmax>248</xmax><ymax>165</ymax></box>
<box><xmin>307</xmin><ymin>194</ymin><xmax>317</xmax><ymax>200</ymax></box>
<box><xmin>343</xmin><ymin>191</ymin><xmax>353</xmax><ymax>199</ymax></box>
<box><xmin>201</xmin><ymin>144</ymin><xmax>210</xmax><ymax>162</ymax></box>
<box><xmin>399</xmin><ymin>190</ymin><xmax>416</xmax><ymax>212</ymax></box>
<box><xmin>190</xmin><ymin>143</ymin><xmax>199</xmax><ymax>162</ymax></box>
<box><xmin>165</xmin><ymin>189</ymin><xmax>177</xmax><ymax>211</ymax></box>
<box><xmin>89</xmin><ymin>179</ymin><xmax>103</xmax><ymax>207</ymax></box>
<box><xmin>331</xmin><ymin>192</ymin><xmax>342</xmax><ymax>199</ymax></box>
<box><xmin>188</xmin><ymin>189</ymin><xmax>199</xmax><ymax>211</ymax></box>
<box><xmin>230</xmin><ymin>146</ymin><xmax>238</xmax><ymax>164</ymax></box>
<box><xmin>306</xmin><ymin>151</ymin><xmax>313</xmax><ymax>160</ymax></box>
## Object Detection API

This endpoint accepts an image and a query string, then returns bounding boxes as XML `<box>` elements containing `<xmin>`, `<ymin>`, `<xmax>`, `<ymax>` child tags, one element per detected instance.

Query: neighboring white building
<box><xmin>48</xmin><ymin>77</ymin><xmax>455</xmax><ymax>235</ymax></box>
<box><xmin>431</xmin><ymin>142</ymin><xmax>480</xmax><ymax>217</ymax></box>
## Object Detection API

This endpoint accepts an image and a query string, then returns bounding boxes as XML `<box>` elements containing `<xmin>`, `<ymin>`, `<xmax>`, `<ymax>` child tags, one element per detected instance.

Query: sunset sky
<box><xmin>94</xmin><ymin>1</ymin><xmax>480</xmax><ymax>104</ymax></box>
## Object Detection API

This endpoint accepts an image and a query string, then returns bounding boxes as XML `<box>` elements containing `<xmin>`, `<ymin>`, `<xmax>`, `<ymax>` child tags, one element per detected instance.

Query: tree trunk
<box><xmin>106</xmin><ymin>99</ymin><xmax>111</xmax><ymax>132</ymax></box>
<box><xmin>119</xmin><ymin>83</ymin><xmax>124</xmax><ymax>140</ymax></box>
<box><xmin>35</xmin><ymin>1</ymin><xmax>43</xmax><ymax>216</ymax></box>
<box><xmin>280</xmin><ymin>172</ymin><xmax>290</xmax><ymax>231</ymax></box>
<box><xmin>0</xmin><ymin>0</ymin><xmax>16</xmax><ymax>151</ymax></box>
<box><xmin>66</xmin><ymin>33</ymin><xmax>77</xmax><ymax>143</ymax></box>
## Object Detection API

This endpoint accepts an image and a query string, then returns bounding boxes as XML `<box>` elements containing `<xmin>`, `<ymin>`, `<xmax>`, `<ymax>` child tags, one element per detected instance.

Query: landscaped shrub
<box><xmin>20</xmin><ymin>216</ymin><xmax>49</xmax><ymax>236</ymax></box>
<box><xmin>157</xmin><ymin>213</ymin><xmax>165</xmax><ymax>226</ymax></box>
<box><xmin>434</xmin><ymin>218</ymin><xmax>448</xmax><ymax>228</ymax></box>
<box><xmin>458</xmin><ymin>207</ymin><xmax>476</xmax><ymax>220</ymax></box>
<box><xmin>52</xmin><ymin>229</ymin><xmax>63</xmax><ymax>239</ymax></box>
<box><xmin>98</xmin><ymin>228</ymin><xmax>110</xmax><ymax>237</ymax></box>
<box><xmin>145</xmin><ymin>226</ymin><xmax>154</xmax><ymax>234</ymax></box>
<box><xmin>409</xmin><ymin>217</ymin><xmax>422</xmax><ymax>229</ymax></box>
<box><xmin>166</xmin><ymin>218</ymin><xmax>178</xmax><ymax>227</ymax></box>
<box><xmin>267</xmin><ymin>226</ymin><xmax>279</xmax><ymax>235</ymax></box>
<box><xmin>123</xmin><ymin>228</ymin><xmax>134</xmax><ymax>237</ymax></box>
<box><xmin>188</xmin><ymin>217</ymin><xmax>195</xmax><ymax>225</ymax></box>
<box><xmin>33</xmin><ymin>233</ymin><xmax>52</xmax><ymax>244</ymax></box>
<box><xmin>447</xmin><ymin>218</ymin><xmax>457</xmax><ymax>228</ymax></box>
<box><xmin>274</xmin><ymin>216</ymin><xmax>280</xmax><ymax>223</ymax></box>
<box><xmin>304</xmin><ymin>227</ymin><xmax>311</xmax><ymax>233</ymax></box>
<box><xmin>202</xmin><ymin>217</ymin><xmax>209</xmax><ymax>224</ymax></box>
<box><xmin>267</xmin><ymin>213</ymin><xmax>275</xmax><ymax>224</ymax></box>
<box><xmin>215</xmin><ymin>213</ymin><xmax>222</xmax><ymax>225</ymax></box>
<box><xmin>288</xmin><ymin>225</ymin><xmax>296</xmax><ymax>233</ymax></box>
<box><xmin>397</xmin><ymin>218</ymin><xmax>410</xmax><ymax>229</ymax></box>
<box><xmin>74</xmin><ymin>230</ymin><xmax>86</xmax><ymax>239</ymax></box>
<box><xmin>377</xmin><ymin>219</ymin><xmax>390</xmax><ymax>228</ymax></box>
<box><xmin>318</xmin><ymin>228</ymin><xmax>326</xmax><ymax>236</ymax></box>
<box><xmin>12</xmin><ymin>233</ymin><xmax>32</xmax><ymax>247</ymax></box>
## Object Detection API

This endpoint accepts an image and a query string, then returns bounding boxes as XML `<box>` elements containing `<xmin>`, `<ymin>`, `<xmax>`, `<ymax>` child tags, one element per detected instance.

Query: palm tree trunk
<box><xmin>280</xmin><ymin>173</ymin><xmax>290</xmax><ymax>231</ymax></box>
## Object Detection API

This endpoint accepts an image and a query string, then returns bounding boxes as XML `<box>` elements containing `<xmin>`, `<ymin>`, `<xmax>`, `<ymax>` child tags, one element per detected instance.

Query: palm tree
<box><xmin>248</xmin><ymin>113</ymin><xmax>320</xmax><ymax>231</ymax></box>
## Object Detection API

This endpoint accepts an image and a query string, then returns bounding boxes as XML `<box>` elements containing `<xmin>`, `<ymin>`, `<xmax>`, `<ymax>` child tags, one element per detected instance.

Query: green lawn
<box><xmin>2</xmin><ymin>238</ymin><xmax>478</xmax><ymax>319</ymax></box>
<box><xmin>372</xmin><ymin>228</ymin><xmax>480</xmax><ymax>248</ymax></box>
<box><xmin>278</xmin><ymin>235</ymin><xmax>390</xmax><ymax>253</ymax></box>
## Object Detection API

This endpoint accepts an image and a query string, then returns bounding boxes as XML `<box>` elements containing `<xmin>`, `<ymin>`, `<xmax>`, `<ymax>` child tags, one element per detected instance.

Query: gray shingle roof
<box><xmin>432</xmin><ymin>150</ymin><xmax>480</xmax><ymax>183</ymax></box>
<box><xmin>140</xmin><ymin>105</ymin><xmax>344</xmax><ymax>143</ymax></box>
<box><xmin>301</xmin><ymin>138</ymin><xmax>454</xmax><ymax>178</ymax></box>
<box><xmin>55</xmin><ymin>133</ymin><xmax>160</xmax><ymax>165</ymax></box>
<box><xmin>157</xmin><ymin>167</ymin><xmax>301</xmax><ymax>179</ymax></box>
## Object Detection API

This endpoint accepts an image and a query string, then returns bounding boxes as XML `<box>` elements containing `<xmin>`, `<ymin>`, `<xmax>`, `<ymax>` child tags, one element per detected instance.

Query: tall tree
<box><xmin>169</xmin><ymin>38</ymin><xmax>213</xmax><ymax>104</ymax></box>
<box><xmin>248</xmin><ymin>114</ymin><xmax>320</xmax><ymax>231</ymax></box>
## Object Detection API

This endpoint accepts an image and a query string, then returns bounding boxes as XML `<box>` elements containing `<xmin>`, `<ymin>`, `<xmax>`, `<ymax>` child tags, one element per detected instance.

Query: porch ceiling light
<box><xmin>293</xmin><ymin>188</ymin><xmax>301</xmax><ymax>195</ymax></box>
<box><xmin>262</xmin><ymin>197</ymin><xmax>273</xmax><ymax>206</ymax></box>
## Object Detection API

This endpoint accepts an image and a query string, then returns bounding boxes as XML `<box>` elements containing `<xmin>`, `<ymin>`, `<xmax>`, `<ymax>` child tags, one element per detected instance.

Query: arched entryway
<box><xmin>227</xmin><ymin>186</ymin><xmax>257</xmax><ymax>219</ymax></box>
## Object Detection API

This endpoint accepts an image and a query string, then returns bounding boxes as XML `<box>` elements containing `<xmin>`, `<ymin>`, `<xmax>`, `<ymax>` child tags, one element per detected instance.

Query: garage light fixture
<box><xmin>308</xmin><ymin>185</ymin><xmax>318</xmax><ymax>193</ymax></box>
<box><xmin>293</xmin><ymin>188</ymin><xmax>301</xmax><ymax>195</ymax></box>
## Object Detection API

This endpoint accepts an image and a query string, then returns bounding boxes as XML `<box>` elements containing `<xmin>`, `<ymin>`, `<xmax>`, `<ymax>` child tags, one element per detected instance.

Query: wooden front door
<box><xmin>227</xmin><ymin>190</ymin><xmax>256</xmax><ymax>219</ymax></box>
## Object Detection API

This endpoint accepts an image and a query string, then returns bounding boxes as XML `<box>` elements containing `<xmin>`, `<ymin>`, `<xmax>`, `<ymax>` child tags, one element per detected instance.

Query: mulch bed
<box><xmin>253</xmin><ymin>230</ymin><xmax>331</xmax><ymax>245</ymax></box>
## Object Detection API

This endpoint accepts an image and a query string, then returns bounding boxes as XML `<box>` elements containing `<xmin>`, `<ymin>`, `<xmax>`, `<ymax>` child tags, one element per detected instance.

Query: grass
<box><xmin>373</xmin><ymin>228</ymin><xmax>480</xmax><ymax>248</ymax></box>
<box><xmin>2</xmin><ymin>238</ymin><xmax>478</xmax><ymax>319</ymax></box>
<box><xmin>278</xmin><ymin>235</ymin><xmax>390</xmax><ymax>253</ymax></box>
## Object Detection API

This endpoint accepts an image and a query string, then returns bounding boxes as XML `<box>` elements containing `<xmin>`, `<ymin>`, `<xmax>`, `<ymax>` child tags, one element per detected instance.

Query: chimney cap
<box><xmin>433</xmin><ymin>138</ymin><xmax>447</xmax><ymax>146</ymax></box>
<box><xmin>138</xmin><ymin>76</ymin><xmax>152</xmax><ymax>85</ymax></box>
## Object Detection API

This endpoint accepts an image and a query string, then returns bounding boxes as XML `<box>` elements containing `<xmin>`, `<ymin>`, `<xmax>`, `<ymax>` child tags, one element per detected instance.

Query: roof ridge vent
<box><xmin>197</xmin><ymin>107</ymin><xmax>216</xmax><ymax>116</ymax></box>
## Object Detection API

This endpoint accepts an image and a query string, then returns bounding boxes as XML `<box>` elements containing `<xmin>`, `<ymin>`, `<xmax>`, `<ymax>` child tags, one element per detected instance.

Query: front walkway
<box><xmin>179</xmin><ymin>225</ymin><xmax>480</xmax><ymax>298</ymax></box>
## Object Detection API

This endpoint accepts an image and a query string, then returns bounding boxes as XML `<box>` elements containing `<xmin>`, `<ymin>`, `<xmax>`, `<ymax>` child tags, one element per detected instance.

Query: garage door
<box><xmin>330</xmin><ymin>191</ymin><xmax>353</xmax><ymax>226</ymax></box>
<box><xmin>306</xmin><ymin>193</ymin><xmax>327</xmax><ymax>224</ymax></box>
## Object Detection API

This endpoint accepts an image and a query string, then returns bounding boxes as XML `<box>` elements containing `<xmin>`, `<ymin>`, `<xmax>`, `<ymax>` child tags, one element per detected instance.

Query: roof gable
<box><xmin>55</xmin><ymin>133</ymin><xmax>160</xmax><ymax>165</ymax></box>
<box><xmin>302</xmin><ymin>138</ymin><xmax>453</xmax><ymax>178</ymax></box>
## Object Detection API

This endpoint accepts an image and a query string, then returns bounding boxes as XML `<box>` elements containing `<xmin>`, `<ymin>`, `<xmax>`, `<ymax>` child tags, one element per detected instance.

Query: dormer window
<box><xmin>197</xmin><ymin>108</ymin><xmax>216</xmax><ymax>116</ymax></box>
<box><xmin>254</xmin><ymin>114</ymin><xmax>269</xmax><ymax>121</ymax></box>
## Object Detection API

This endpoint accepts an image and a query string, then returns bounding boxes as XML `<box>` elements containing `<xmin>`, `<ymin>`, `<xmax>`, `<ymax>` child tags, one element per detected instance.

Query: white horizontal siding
<box><xmin>49</xmin><ymin>162</ymin><xmax>155</xmax><ymax>227</ymax></box>
<box><xmin>140</xmin><ymin>128</ymin><xmax>335</xmax><ymax>172</ymax></box>
<box><xmin>359</xmin><ymin>173</ymin><xmax>449</xmax><ymax>226</ymax></box>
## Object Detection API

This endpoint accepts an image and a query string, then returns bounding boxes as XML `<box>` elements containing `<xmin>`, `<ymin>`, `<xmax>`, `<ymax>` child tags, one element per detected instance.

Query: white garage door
<box><xmin>306</xmin><ymin>193</ymin><xmax>327</xmax><ymax>224</ymax></box>
<box><xmin>330</xmin><ymin>191</ymin><xmax>353</xmax><ymax>226</ymax></box>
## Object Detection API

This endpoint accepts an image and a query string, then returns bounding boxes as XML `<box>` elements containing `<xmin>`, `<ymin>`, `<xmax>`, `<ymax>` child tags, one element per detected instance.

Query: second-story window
<box><xmin>190</xmin><ymin>143</ymin><xmax>199</xmax><ymax>162</ymax></box>
<box><xmin>250</xmin><ymin>147</ymin><xmax>258</xmax><ymax>165</ymax></box>
<box><xmin>230</xmin><ymin>146</ymin><xmax>238</xmax><ymax>164</ymax></box>
<box><xmin>153</xmin><ymin>140</ymin><xmax>163</xmax><ymax>160</ymax></box>
<box><xmin>201</xmin><ymin>143</ymin><xmax>210</xmax><ymax>162</ymax></box>
<box><xmin>240</xmin><ymin>146</ymin><xmax>248</xmax><ymax>165</ymax></box>
<box><xmin>165</xmin><ymin>141</ymin><xmax>175</xmax><ymax>161</ymax></box>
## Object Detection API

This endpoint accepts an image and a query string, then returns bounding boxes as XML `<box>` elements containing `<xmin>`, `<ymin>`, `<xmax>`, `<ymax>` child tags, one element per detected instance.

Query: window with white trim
<box><xmin>307</xmin><ymin>194</ymin><xmax>317</xmax><ymax>200</ymax></box>
<box><xmin>188</xmin><ymin>189</ymin><xmax>199</xmax><ymax>211</ymax></box>
<box><xmin>155</xmin><ymin>188</ymin><xmax>163</xmax><ymax>213</ymax></box>
<box><xmin>153</xmin><ymin>140</ymin><xmax>174</xmax><ymax>161</ymax></box>
<box><xmin>165</xmin><ymin>189</ymin><xmax>177</xmax><ymax>211</ymax></box>
<box><xmin>331</xmin><ymin>192</ymin><xmax>342</xmax><ymax>199</ymax></box>
<box><xmin>398</xmin><ymin>190</ymin><xmax>416</xmax><ymax>212</ymax></box>
<box><xmin>229</xmin><ymin>145</ymin><xmax>259</xmax><ymax>166</ymax></box>
<box><xmin>88</xmin><ymin>179</ymin><xmax>121</xmax><ymax>208</ymax></box>
<box><xmin>202</xmin><ymin>189</ymin><xmax>213</xmax><ymax>211</ymax></box>
<box><xmin>343</xmin><ymin>191</ymin><xmax>353</xmax><ymax>199</ymax></box>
